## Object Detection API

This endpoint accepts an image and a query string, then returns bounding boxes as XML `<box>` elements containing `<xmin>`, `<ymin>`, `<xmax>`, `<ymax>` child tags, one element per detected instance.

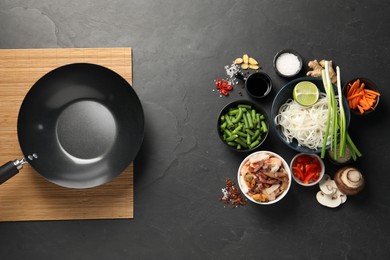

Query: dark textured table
<box><xmin>1</xmin><ymin>1</ymin><xmax>389</xmax><ymax>259</ymax></box>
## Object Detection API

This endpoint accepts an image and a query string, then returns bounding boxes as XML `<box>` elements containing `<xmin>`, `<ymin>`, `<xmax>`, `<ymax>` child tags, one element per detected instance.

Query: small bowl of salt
<box><xmin>273</xmin><ymin>49</ymin><xmax>303</xmax><ymax>78</ymax></box>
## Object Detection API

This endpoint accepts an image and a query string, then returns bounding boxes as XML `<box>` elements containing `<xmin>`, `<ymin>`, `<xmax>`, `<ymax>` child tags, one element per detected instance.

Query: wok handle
<box><xmin>0</xmin><ymin>161</ymin><xmax>20</xmax><ymax>185</ymax></box>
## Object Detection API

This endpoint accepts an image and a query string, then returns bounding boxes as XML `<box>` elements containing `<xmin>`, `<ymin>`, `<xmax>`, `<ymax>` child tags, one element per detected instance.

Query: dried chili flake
<box><xmin>218</xmin><ymin>178</ymin><xmax>247</xmax><ymax>208</ymax></box>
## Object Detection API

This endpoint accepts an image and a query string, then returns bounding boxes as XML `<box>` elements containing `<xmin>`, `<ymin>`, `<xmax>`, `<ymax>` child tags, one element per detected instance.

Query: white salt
<box><xmin>275</xmin><ymin>53</ymin><xmax>301</xmax><ymax>76</ymax></box>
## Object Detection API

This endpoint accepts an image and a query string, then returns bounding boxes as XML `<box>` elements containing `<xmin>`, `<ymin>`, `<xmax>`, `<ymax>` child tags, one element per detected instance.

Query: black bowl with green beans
<box><xmin>218</xmin><ymin>100</ymin><xmax>269</xmax><ymax>152</ymax></box>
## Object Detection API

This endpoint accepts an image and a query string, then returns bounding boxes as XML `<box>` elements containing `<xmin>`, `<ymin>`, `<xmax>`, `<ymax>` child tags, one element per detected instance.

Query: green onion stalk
<box><xmin>320</xmin><ymin>61</ymin><xmax>362</xmax><ymax>160</ymax></box>
<box><xmin>336</xmin><ymin>66</ymin><xmax>346</xmax><ymax>157</ymax></box>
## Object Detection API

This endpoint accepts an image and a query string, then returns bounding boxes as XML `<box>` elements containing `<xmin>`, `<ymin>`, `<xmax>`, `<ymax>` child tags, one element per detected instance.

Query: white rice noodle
<box><xmin>275</xmin><ymin>94</ymin><xmax>334</xmax><ymax>150</ymax></box>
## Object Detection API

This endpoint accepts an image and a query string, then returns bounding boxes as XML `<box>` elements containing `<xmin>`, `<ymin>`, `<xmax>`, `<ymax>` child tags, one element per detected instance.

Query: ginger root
<box><xmin>306</xmin><ymin>59</ymin><xmax>337</xmax><ymax>85</ymax></box>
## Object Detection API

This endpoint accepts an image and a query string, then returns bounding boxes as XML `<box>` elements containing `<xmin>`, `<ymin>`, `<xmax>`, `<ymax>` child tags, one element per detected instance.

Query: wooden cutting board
<box><xmin>0</xmin><ymin>48</ymin><xmax>134</xmax><ymax>222</ymax></box>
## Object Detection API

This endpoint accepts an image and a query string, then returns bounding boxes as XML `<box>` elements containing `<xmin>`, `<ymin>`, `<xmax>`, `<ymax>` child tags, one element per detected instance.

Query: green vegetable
<box><xmin>327</xmin><ymin>144</ymin><xmax>352</xmax><ymax>164</ymax></box>
<box><xmin>249</xmin><ymin>140</ymin><xmax>260</xmax><ymax>149</ymax></box>
<box><xmin>261</xmin><ymin>121</ymin><xmax>267</xmax><ymax>133</ymax></box>
<box><xmin>219</xmin><ymin>104</ymin><xmax>268</xmax><ymax>150</ymax></box>
<box><xmin>245</xmin><ymin>129</ymin><xmax>255</xmax><ymax>136</ymax></box>
<box><xmin>235</xmin><ymin>131</ymin><xmax>247</xmax><ymax>138</ymax></box>
<box><xmin>251</xmin><ymin>109</ymin><xmax>257</xmax><ymax>125</ymax></box>
<box><xmin>246</xmin><ymin>112</ymin><xmax>253</xmax><ymax>129</ymax></box>
<box><xmin>225</xmin><ymin>114</ymin><xmax>233</xmax><ymax>128</ymax></box>
<box><xmin>321</xmin><ymin>61</ymin><xmax>361</xmax><ymax>160</ymax></box>
<box><xmin>252</xmin><ymin>129</ymin><xmax>260</xmax><ymax>140</ymax></box>
<box><xmin>336</xmin><ymin>66</ymin><xmax>346</xmax><ymax>157</ymax></box>
<box><xmin>226</xmin><ymin>134</ymin><xmax>238</xmax><ymax>142</ymax></box>
<box><xmin>232</xmin><ymin>108</ymin><xmax>243</xmax><ymax>123</ymax></box>
<box><xmin>238</xmin><ymin>104</ymin><xmax>251</xmax><ymax>109</ymax></box>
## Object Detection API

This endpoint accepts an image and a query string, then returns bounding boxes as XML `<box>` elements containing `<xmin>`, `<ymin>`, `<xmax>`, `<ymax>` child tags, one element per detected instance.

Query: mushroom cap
<box><xmin>334</xmin><ymin>166</ymin><xmax>365</xmax><ymax>196</ymax></box>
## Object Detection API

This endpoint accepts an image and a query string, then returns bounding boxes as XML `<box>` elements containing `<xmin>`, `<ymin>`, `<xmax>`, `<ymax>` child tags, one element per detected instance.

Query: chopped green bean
<box><xmin>246</xmin><ymin>112</ymin><xmax>253</xmax><ymax>129</ymax></box>
<box><xmin>256</xmin><ymin>114</ymin><xmax>261</xmax><ymax>128</ymax></box>
<box><xmin>229</xmin><ymin>109</ymin><xmax>239</xmax><ymax>116</ymax></box>
<box><xmin>246</xmin><ymin>134</ymin><xmax>251</xmax><ymax>145</ymax></box>
<box><xmin>235</xmin><ymin>131</ymin><xmax>247</xmax><ymax>138</ymax></box>
<box><xmin>252</xmin><ymin>129</ymin><xmax>260</xmax><ymax>140</ymax></box>
<box><xmin>232</xmin><ymin>124</ymin><xmax>242</xmax><ymax>134</ymax></box>
<box><xmin>246</xmin><ymin>129</ymin><xmax>255</xmax><ymax>136</ymax></box>
<box><xmin>225</xmin><ymin>114</ymin><xmax>233</xmax><ymax>128</ymax></box>
<box><xmin>224</xmin><ymin>129</ymin><xmax>232</xmax><ymax>137</ymax></box>
<box><xmin>226</xmin><ymin>134</ymin><xmax>238</xmax><ymax>142</ymax></box>
<box><xmin>232</xmin><ymin>108</ymin><xmax>243</xmax><ymax>123</ymax></box>
<box><xmin>249</xmin><ymin>140</ymin><xmax>260</xmax><ymax>149</ymax></box>
<box><xmin>261</xmin><ymin>121</ymin><xmax>267</xmax><ymax>133</ymax></box>
<box><xmin>243</xmin><ymin>114</ymin><xmax>249</xmax><ymax>128</ymax></box>
<box><xmin>251</xmin><ymin>109</ymin><xmax>257</xmax><ymax>125</ymax></box>
<box><xmin>220</xmin><ymin>121</ymin><xmax>227</xmax><ymax>131</ymax></box>
<box><xmin>219</xmin><ymin>103</ymin><xmax>268</xmax><ymax>150</ymax></box>
<box><xmin>235</xmin><ymin>138</ymin><xmax>248</xmax><ymax>148</ymax></box>
<box><xmin>238</xmin><ymin>104</ymin><xmax>251</xmax><ymax>109</ymax></box>
<box><xmin>227</xmin><ymin>141</ymin><xmax>237</xmax><ymax>147</ymax></box>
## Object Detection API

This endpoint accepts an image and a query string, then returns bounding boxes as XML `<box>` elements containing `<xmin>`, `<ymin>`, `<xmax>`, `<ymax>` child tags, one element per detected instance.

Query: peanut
<box><xmin>243</xmin><ymin>54</ymin><xmax>249</xmax><ymax>64</ymax></box>
<box><xmin>249</xmin><ymin>57</ymin><xmax>258</xmax><ymax>65</ymax></box>
<box><xmin>234</xmin><ymin>57</ymin><xmax>243</xmax><ymax>64</ymax></box>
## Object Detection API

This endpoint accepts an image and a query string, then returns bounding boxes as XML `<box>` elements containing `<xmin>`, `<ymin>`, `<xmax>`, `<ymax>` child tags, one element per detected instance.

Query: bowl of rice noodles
<box><xmin>271</xmin><ymin>77</ymin><xmax>351</xmax><ymax>154</ymax></box>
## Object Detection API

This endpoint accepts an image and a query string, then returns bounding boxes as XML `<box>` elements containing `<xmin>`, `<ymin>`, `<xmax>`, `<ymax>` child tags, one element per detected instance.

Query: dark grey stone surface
<box><xmin>1</xmin><ymin>1</ymin><xmax>390</xmax><ymax>259</ymax></box>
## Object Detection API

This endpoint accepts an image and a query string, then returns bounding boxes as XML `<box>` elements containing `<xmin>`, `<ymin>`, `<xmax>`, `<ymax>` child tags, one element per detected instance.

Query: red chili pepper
<box><xmin>295</xmin><ymin>155</ymin><xmax>312</xmax><ymax>164</ymax></box>
<box><xmin>215</xmin><ymin>79</ymin><xmax>222</xmax><ymax>89</ymax></box>
<box><xmin>292</xmin><ymin>155</ymin><xmax>321</xmax><ymax>184</ymax></box>
<box><xmin>292</xmin><ymin>166</ymin><xmax>304</xmax><ymax>181</ymax></box>
<box><xmin>303</xmin><ymin>171</ymin><xmax>316</xmax><ymax>184</ymax></box>
<box><xmin>221</xmin><ymin>81</ymin><xmax>229</xmax><ymax>88</ymax></box>
<box><xmin>224</xmin><ymin>85</ymin><xmax>233</xmax><ymax>91</ymax></box>
<box><xmin>214</xmin><ymin>79</ymin><xmax>234</xmax><ymax>97</ymax></box>
<box><xmin>305</xmin><ymin>163</ymin><xmax>318</xmax><ymax>174</ymax></box>
<box><xmin>221</xmin><ymin>89</ymin><xmax>229</xmax><ymax>96</ymax></box>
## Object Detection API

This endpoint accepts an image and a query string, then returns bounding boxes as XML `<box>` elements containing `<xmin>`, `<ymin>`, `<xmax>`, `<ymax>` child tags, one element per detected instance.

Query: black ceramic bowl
<box><xmin>273</xmin><ymin>49</ymin><xmax>303</xmax><ymax>78</ymax></box>
<box><xmin>343</xmin><ymin>77</ymin><xmax>380</xmax><ymax>116</ymax></box>
<box><xmin>271</xmin><ymin>77</ymin><xmax>351</xmax><ymax>154</ymax></box>
<box><xmin>217</xmin><ymin>100</ymin><xmax>269</xmax><ymax>152</ymax></box>
<box><xmin>245</xmin><ymin>72</ymin><xmax>272</xmax><ymax>99</ymax></box>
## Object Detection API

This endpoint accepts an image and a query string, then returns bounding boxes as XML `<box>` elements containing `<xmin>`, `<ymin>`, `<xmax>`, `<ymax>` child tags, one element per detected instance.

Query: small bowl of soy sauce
<box><xmin>245</xmin><ymin>72</ymin><xmax>272</xmax><ymax>99</ymax></box>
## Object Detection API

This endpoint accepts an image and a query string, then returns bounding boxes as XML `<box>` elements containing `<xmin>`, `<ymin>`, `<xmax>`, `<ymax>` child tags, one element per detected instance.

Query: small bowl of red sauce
<box><xmin>290</xmin><ymin>153</ymin><xmax>325</xmax><ymax>186</ymax></box>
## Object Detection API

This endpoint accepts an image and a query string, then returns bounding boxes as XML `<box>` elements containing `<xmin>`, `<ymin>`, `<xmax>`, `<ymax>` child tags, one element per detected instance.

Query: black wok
<box><xmin>0</xmin><ymin>63</ymin><xmax>144</xmax><ymax>188</ymax></box>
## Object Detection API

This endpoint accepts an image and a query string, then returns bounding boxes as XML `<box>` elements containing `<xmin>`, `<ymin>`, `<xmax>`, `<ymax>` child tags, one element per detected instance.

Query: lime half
<box><xmin>293</xmin><ymin>81</ymin><xmax>319</xmax><ymax>106</ymax></box>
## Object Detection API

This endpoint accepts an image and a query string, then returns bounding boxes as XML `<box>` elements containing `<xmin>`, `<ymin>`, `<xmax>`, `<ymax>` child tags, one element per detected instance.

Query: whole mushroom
<box><xmin>334</xmin><ymin>167</ymin><xmax>365</xmax><ymax>196</ymax></box>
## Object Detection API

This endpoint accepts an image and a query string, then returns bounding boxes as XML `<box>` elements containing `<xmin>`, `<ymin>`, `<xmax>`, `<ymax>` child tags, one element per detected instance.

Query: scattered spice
<box><xmin>212</xmin><ymin>54</ymin><xmax>261</xmax><ymax>98</ymax></box>
<box><xmin>224</xmin><ymin>63</ymin><xmax>240</xmax><ymax>84</ymax></box>
<box><xmin>219</xmin><ymin>178</ymin><xmax>247</xmax><ymax>208</ymax></box>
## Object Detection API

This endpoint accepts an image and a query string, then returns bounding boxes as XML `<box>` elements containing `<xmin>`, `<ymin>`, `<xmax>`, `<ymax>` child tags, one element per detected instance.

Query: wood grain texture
<box><xmin>0</xmin><ymin>48</ymin><xmax>133</xmax><ymax>222</ymax></box>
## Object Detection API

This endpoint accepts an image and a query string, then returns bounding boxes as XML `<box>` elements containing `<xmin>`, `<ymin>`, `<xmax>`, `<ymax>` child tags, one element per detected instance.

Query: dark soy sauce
<box><xmin>246</xmin><ymin>73</ymin><xmax>271</xmax><ymax>98</ymax></box>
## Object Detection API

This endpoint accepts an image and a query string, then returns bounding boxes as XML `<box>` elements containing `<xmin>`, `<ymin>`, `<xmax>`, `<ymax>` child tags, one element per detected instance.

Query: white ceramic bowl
<box><xmin>290</xmin><ymin>153</ymin><xmax>325</xmax><ymax>186</ymax></box>
<box><xmin>237</xmin><ymin>151</ymin><xmax>292</xmax><ymax>205</ymax></box>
